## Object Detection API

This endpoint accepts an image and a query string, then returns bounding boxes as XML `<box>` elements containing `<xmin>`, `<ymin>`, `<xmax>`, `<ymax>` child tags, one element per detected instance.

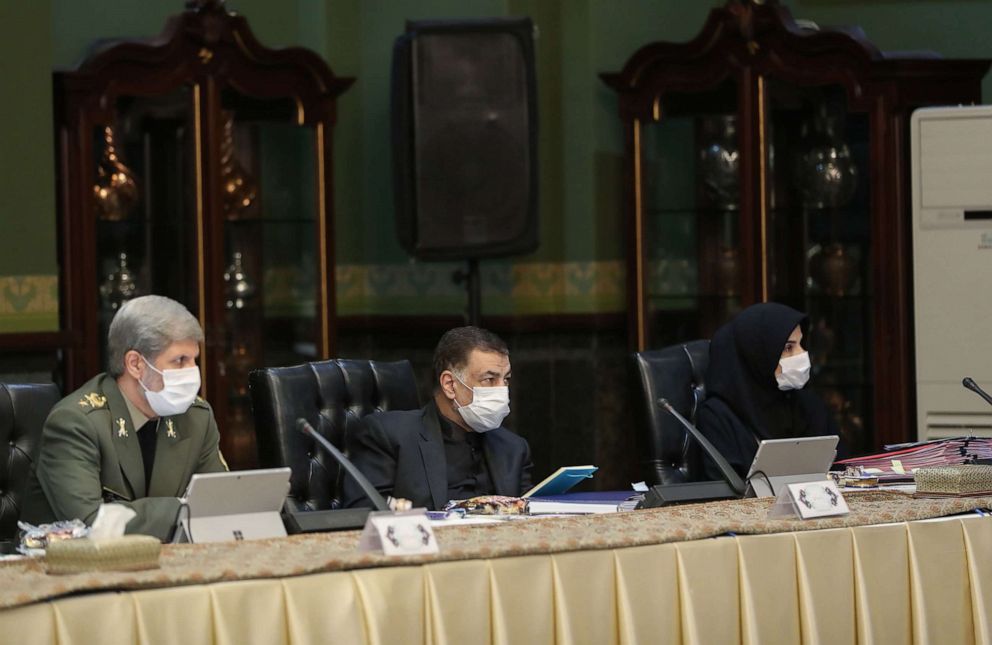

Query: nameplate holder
<box><xmin>768</xmin><ymin>480</ymin><xmax>850</xmax><ymax>519</ymax></box>
<box><xmin>358</xmin><ymin>508</ymin><xmax>439</xmax><ymax>556</ymax></box>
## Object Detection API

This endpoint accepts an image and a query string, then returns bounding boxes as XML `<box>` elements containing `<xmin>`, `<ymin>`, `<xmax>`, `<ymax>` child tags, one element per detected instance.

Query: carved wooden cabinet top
<box><xmin>601</xmin><ymin>0</ymin><xmax>989</xmax><ymax>117</ymax></box>
<box><xmin>56</xmin><ymin>0</ymin><xmax>353</xmax><ymax>125</ymax></box>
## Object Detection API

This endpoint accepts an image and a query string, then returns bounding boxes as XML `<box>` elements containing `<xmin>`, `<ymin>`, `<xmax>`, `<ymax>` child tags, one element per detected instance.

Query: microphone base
<box><xmin>283</xmin><ymin>507</ymin><xmax>372</xmax><ymax>533</ymax></box>
<box><xmin>636</xmin><ymin>481</ymin><xmax>740</xmax><ymax>509</ymax></box>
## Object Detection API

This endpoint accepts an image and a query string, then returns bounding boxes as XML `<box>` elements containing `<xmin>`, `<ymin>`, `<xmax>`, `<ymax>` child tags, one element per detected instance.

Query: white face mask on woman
<box><xmin>775</xmin><ymin>351</ymin><xmax>811</xmax><ymax>391</ymax></box>
<box><xmin>452</xmin><ymin>373</ymin><xmax>510</xmax><ymax>433</ymax></box>
<box><xmin>139</xmin><ymin>355</ymin><xmax>201</xmax><ymax>417</ymax></box>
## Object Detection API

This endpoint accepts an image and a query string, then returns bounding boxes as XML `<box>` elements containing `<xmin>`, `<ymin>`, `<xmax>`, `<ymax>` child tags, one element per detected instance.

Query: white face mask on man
<box><xmin>452</xmin><ymin>372</ymin><xmax>510</xmax><ymax>433</ymax></box>
<box><xmin>775</xmin><ymin>351</ymin><xmax>811</xmax><ymax>391</ymax></box>
<box><xmin>139</xmin><ymin>355</ymin><xmax>201</xmax><ymax>417</ymax></box>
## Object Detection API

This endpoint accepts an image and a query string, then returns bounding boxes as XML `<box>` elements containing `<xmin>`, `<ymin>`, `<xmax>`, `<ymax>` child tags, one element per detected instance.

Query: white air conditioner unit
<box><xmin>911</xmin><ymin>105</ymin><xmax>992</xmax><ymax>440</ymax></box>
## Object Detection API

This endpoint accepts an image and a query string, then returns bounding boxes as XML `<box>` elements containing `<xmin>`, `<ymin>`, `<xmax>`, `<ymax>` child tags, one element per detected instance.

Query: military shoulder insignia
<box><xmin>78</xmin><ymin>392</ymin><xmax>107</xmax><ymax>409</ymax></box>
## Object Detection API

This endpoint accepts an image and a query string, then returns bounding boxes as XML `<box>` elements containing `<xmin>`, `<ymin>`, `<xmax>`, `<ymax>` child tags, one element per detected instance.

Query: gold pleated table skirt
<box><xmin>3</xmin><ymin>515</ymin><xmax>991</xmax><ymax>644</ymax></box>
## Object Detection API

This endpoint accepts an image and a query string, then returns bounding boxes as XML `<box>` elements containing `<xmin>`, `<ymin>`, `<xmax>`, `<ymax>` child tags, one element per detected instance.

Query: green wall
<box><xmin>1</xmin><ymin>0</ymin><xmax>990</xmax><ymax>327</ymax></box>
<box><xmin>0</xmin><ymin>1</ymin><xmax>57</xmax><ymax>330</ymax></box>
<box><xmin>0</xmin><ymin>0</ymin><xmax>54</xmax><ymax>275</ymax></box>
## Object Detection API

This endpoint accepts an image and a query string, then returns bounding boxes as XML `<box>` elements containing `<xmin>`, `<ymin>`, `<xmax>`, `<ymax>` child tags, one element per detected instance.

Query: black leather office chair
<box><xmin>248</xmin><ymin>359</ymin><xmax>420</xmax><ymax>512</ymax></box>
<box><xmin>631</xmin><ymin>340</ymin><xmax>709</xmax><ymax>486</ymax></box>
<box><xmin>0</xmin><ymin>382</ymin><xmax>61</xmax><ymax>544</ymax></box>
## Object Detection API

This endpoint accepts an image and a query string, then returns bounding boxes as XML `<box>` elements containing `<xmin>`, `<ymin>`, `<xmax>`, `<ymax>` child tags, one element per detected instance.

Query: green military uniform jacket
<box><xmin>22</xmin><ymin>373</ymin><xmax>227</xmax><ymax>541</ymax></box>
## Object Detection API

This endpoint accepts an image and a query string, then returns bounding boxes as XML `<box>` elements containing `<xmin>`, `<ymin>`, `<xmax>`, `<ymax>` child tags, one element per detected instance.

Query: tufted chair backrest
<box><xmin>0</xmin><ymin>383</ymin><xmax>61</xmax><ymax>543</ymax></box>
<box><xmin>631</xmin><ymin>341</ymin><xmax>710</xmax><ymax>486</ymax></box>
<box><xmin>248</xmin><ymin>359</ymin><xmax>420</xmax><ymax>511</ymax></box>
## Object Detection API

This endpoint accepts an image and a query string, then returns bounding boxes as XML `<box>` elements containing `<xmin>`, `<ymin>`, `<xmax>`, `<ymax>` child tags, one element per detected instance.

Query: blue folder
<box><xmin>523</xmin><ymin>465</ymin><xmax>598</xmax><ymax>497</ymax></box>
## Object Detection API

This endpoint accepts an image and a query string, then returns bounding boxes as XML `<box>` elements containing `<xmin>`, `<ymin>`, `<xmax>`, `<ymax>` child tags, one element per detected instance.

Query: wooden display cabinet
<box><xmin>54</xmin><ymin>0</ymin><xmax>353</xmax><ymax>468</ymax></box>
<box><xmin>602</xmin><ymin>0</ymin><xmax>989</xmax><ymax>451</ymax></box>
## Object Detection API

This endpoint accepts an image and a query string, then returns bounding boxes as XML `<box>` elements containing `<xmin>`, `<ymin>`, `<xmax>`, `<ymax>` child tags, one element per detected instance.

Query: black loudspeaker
<box><xmin>392</xmin><ymin>18</ymin><xmax>539</xmax><ymax>260</ymax></box>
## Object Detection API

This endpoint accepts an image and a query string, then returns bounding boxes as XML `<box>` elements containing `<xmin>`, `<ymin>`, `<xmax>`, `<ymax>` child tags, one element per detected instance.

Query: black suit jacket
<box><xmin>341</xmin><ymin>402</ymin><xmax>533</xmax><ymax>510</ymax></box>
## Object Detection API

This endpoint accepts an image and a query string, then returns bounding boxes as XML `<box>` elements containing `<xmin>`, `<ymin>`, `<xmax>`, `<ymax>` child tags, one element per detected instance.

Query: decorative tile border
<box><xmin>0</xmin><ymin>262</ymin><xmax>627</xmax><ymax>332</ymax></box>
<box><xmin>0</xmin><ymin>275</ymin><xmax>58</xmax><ymax>332</ymax></box>
<box><xmin>333</xmin><ymin>260</ymin><xmax>625</xmax><ymax>316</ymax></box>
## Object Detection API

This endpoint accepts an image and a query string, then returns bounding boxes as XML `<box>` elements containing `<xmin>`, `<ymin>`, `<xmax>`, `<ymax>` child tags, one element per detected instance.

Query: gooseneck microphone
<box><xmin>963</xmin><ymin>377</ymin><xmax>992</xmax><ymax>408</ymax></box>
<box><xmin>658</xmin><ymin>398</ymin><xmax>746</xmax><ymax>496</ymax></box>
<box><xmin>296</xmin><ymin>418</ymin><xmax>390</xmax><ymax>512</ymax></box>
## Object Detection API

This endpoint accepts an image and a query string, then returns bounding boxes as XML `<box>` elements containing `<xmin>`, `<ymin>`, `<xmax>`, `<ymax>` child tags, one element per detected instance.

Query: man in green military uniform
<box><xmin>23</xmin><ymin>295</ymin><xmax>227</xmax><ymax>541</ymax></box>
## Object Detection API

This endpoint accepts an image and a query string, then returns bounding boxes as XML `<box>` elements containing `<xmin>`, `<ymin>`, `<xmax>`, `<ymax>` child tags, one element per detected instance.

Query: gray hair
<box><xmin>107</xmin><ymin>295</ymin><xmax>203</xmax><ymax>377</ymax></box>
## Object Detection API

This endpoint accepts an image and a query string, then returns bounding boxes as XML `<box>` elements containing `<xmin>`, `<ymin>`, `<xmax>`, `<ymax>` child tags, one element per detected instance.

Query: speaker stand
<box><xmin>452</xmin><ymin>258</ymin><xmax>481</xmax><ymax>326</ymax></box>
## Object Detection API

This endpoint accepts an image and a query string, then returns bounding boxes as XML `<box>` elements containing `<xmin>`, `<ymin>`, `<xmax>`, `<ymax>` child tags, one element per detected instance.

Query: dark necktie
<box><xmin>137</xmin><ymin>420</ymin><xmax>158</xmax><ymax>493</ymax></box>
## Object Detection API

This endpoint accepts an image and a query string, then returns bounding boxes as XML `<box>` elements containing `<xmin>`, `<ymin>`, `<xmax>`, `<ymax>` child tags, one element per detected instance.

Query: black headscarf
<box><xmin>705</xmin><ymin>302</ymin><xmax>827</xmax><ymax>441</ymax></box>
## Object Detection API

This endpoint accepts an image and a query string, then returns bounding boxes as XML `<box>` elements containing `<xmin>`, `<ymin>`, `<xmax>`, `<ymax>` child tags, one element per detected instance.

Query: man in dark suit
<box><xmin>22</xmin><ymin>295</ymin><xmax>227</xmax><ymax>541</ymax></box>
<box><xmin>342</xmin><ymin>326</ymin><xmax>532</xmax><ymax>510</ymax></box>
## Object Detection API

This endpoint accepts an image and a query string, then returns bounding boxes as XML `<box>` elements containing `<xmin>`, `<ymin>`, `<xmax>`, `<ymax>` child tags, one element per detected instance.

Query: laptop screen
<box><xmin>183</xmin><ymin>467</ymin><xmax>291</xmax><ymax>518</ymax></box>
<box><xmin>745</xmin><ymin>435</ymin><xmax>839</xmax><ymax>482</ymax></box>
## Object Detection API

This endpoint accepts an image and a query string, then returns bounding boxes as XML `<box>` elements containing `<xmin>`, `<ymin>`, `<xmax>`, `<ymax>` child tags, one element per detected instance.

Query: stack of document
<box><xmin>835</xmin><ymin>436</ymin><xmax>992</xmax><ymax>481</ymax></box>
<box><xmin>521</xmin><ymin>466</ymin><xmax>642</xmax><ymax>514</ymax></box>
<box><xmin>526</xmin><ymin>491</ymin><xmax>640</xmax><ymax>515</ymax></box>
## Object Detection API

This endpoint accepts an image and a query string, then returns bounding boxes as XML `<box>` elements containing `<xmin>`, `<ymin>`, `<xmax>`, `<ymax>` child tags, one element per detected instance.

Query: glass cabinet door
<box><xmin>637</xmin><ymin>77</ymin><xmax>875</xmax><ymax>453</ymax></box>
<box><xmin>95</xmin><ymin>89</ymin><xmax>198</xmax><ymax>357</ymax></box>
<box><xmin>640</xmin><ymin>81</ymin><xmax>742</xmax><ymax>347</ymax></box>
<box><xmin>764</xmin><ymin>82</ymin><xmax>873</xmax><ymax>454</ymax></box>
<box><xmin>220</xmin><ymin>92</ymin><xmax>321</xmax><ymax>458</ymax></box>
<box><xmin>88</xmin><ymin>89</ymin><xmax>327</xmax><ymax>467</ymax></box>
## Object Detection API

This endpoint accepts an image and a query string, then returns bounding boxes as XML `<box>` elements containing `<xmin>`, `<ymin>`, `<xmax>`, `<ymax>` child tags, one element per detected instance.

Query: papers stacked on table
<box><xmin>526</xmin><ymin>491</ymin><xmax>641</xmax><ymax>515</ymax></box>
<box><xmin>835</xmin><ymin>436</ymin><xmax>992</xmax><ymax>483</ymax></box>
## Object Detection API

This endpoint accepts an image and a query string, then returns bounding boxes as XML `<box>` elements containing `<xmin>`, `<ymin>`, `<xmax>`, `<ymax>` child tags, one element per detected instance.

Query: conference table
<box><xmin>1</xmin><ymin>491</ymin><xmax>991</xmax><ymax>644</ymax></box>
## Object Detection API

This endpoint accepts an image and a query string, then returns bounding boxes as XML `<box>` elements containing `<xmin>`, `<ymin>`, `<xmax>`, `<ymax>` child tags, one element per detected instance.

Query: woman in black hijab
<box><xmin>695</xmin><ymin>302</ymin><xmax>839</xmax><ymax>481</ymax></box>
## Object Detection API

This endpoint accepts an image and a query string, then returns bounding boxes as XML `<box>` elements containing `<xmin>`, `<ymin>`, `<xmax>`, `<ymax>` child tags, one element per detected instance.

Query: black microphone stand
<box><xmin>297</xmin><ymin>418</ymin><xmax>389</xmax><ymax>511</ymax></box>
<box><xmin>658</xmin><ymin>398</ymin><xmax>746</xmax><ymax>494</ymax></box>
<box><xmin>280</xmin><ymin>419</ymin><xmax>390</xmax><ymax>534</ymax></box>
<box><xmin>637</xmin><ymin>398</ymin><xmax>745</xmax><ymax>508</ymax></box>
